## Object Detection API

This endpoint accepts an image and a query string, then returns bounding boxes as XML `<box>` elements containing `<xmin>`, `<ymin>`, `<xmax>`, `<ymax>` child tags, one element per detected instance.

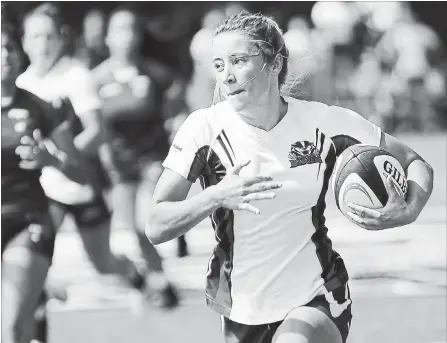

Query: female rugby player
<box><xmin>93</xmin><ymin>7</ymin><xmax>191</xmax><ymax>306</ymax></box>
<box><xmin>146</xmin><ymin>11</ymin><xmax>434</xmax><ymax>343</ymax></box>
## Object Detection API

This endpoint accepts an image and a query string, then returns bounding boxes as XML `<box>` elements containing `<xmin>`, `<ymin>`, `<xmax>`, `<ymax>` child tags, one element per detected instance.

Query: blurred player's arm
<box><xmin>74</xmin><ymin>109</ymin><xmax>106</xmax><ymax>155</ymax></box>
<box><xmin>68</xmin><ymin>65</ymin><xmax>107</xmax><ymax>155</ymax></box>
<box><xmin>44</xmin><ymin>120</ymin><xmax>90</xmax><ymax>184</ymax></box>
<box><xmin>148</xmin><ymin>58</ymin><xmax>188</xmax><ymax>120</ymax></box>
<box><xmin>36</xmin><ymin>100</ymin><xmax>90</xmax><ymax>184</ymax></box>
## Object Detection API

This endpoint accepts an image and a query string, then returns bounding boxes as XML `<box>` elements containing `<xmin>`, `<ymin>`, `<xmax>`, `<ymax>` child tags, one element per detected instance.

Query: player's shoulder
<box><xmin>182</xmin><ymin>103</ymin><xmax>215</xmax><ymax>127</ymax></box>
<box><xmin>288</xmin><ymin>98</ymin><xmax>358</xmax><ymax>123</ymax></box>
<box><xmin>15</xmin><ymin>67</ymin><xmax>33</xmax><ymax>89</ymax></box>
<box><xmin>16</xmin><ymin>88</ymin><xmax>52</xmax><ymax>111</ymax></box>
<box><xmin>180</xmin><ymin>101</ymin><xmax>227</xmax><ymax>135</ymax></box>
<box><xmin>13</xmin><ymin>88</ymin><xmax>61</xmax><ymax>127</ymax></box>
<box><xmin>287</xmin><ymin>97</ymin><xmax>329</xmax><ymax>113</ymax></box>
<box><xmin>54</xmin><ymin>56</ymin><xmax>93</xmax><ymax>82</ymax></box>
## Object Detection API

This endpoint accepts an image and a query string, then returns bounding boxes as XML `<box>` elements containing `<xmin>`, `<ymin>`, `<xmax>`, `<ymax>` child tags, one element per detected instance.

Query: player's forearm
<box><xmin>47</xmin><ymin>151</ymin><xmax>89</xmax><ymax>185</ymax></box>
<box><xmin>74</xmin><ymin>125</ymin><xmax>105</xmax><ymax>155</ymax></box>
<box><xmin>146</xmin><ymin>186</ymin><xmax>222</xmax><ymax>245</ymax></box>
<box><xmin>404</xmin><ymin>159</ymin><xmax>434</xmax><ymax>222</ymax></box>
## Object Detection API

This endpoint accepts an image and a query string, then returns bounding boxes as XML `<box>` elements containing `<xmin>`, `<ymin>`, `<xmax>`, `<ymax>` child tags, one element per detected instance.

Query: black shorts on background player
<box><xmin>44</xmin><ymin>97</ymin><xmax>111</xmax><ymax>228</ymax></box>
<box><xmin>1</xmin><ymin>88</ymin><xmax>64</xmax><ymax>258</ymax></box>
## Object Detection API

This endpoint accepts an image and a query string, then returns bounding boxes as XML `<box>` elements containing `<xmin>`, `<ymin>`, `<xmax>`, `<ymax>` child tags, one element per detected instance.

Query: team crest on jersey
<box><xmin>288</xmin><ymin>140</ymin><xmax>322</xmax><ymax>168</ymax></box>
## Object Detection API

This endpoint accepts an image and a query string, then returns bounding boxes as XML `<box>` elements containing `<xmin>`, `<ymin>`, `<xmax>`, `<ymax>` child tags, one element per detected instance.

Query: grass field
<box><xmin>47</xmin><ymin>133</ymin><xmax>446</xmax><ymax>343</ymax></box>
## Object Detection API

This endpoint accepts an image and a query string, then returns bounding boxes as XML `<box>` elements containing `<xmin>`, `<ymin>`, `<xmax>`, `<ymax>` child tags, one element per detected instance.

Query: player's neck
<box><xmin>239</xmin><ymin>90</ymin><xmax>287</xmax><ymax>132</ymax></box>
<box><xmin>31</xmin><ymin>53</ymin><xmax>64</xmax><ymax>77</ymax></box>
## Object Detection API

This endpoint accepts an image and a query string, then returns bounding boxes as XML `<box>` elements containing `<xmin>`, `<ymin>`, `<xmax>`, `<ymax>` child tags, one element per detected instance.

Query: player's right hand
<box><xmin>214</xmin><ymin>160</ymin><xmax>282</xmax><ymax>214</ymax></box>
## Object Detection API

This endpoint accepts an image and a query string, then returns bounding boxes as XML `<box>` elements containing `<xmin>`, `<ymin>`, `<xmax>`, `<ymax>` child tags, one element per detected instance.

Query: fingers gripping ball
<box><xmin>332</xmin><ymin>144</ymin><xmax>408</xmax><ymax>221</ymax></box>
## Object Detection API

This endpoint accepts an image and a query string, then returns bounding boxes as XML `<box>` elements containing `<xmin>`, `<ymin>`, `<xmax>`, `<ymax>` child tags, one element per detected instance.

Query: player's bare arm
<box><xmin>146</xmin><ymin>160</ymin><xmax>281</xmax><ymax>245</ymax></box>
<box><xmin>73</xmin><ymin>109</ymin><xmax>107</xmax><ymax>155</ymax></box>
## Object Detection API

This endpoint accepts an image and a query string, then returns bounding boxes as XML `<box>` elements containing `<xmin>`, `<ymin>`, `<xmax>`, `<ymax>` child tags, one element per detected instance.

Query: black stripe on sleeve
<box><xmin>187</xmin><ymin>146</ymin><xmax>210</xmax><ymax>182</ymax></box>
<box><xmin>331</xmin><ymin>135</ymin><xmax>361</xmax><ymax>157</ymax></box>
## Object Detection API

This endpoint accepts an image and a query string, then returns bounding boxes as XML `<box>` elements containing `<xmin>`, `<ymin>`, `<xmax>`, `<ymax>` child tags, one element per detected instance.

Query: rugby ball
<box><xmin>332</xmin><ymin>144</ymin><xmax>407</xmax><ymax>221</ymax></box>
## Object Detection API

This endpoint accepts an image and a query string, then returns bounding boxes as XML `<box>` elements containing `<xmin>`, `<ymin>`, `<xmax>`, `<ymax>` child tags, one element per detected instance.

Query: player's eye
<box><xmin>232</xmin><ymin>57</ymin><xmax>248</xmax><ymax>66</ymax></box>
<box><xmin>214</xmin><ymin>62</ymin><xmax>224</xmax><ymax>72</ymax></box>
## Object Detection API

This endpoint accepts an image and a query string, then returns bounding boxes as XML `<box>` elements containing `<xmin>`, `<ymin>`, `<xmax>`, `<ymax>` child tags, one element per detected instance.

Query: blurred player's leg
<box><xmin>114</xmin><ymin>172</ymin><xmax>179</xmax><ymax>308</ymax></box>
<box><xmin>1</xmin><ymin>217</ymin><xmax>55</xmax><ymax>343</ymax></box>
<box><xmin>64</xmin><ymin>196</ymin><xmax>146</xmax><ymax>289</ymax></box>
<box><xmin>32</xmin><ymin>279</ymin><xmax>68</xmax><ymax>343</ymax></box>
<box><xmin>177</xmin><ymin>234</ymin><xmax>189</xmax><ymax>258</ymax></box>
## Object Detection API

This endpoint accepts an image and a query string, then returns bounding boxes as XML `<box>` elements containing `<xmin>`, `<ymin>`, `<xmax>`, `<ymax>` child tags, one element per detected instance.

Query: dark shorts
<box><xmin>49</xmin><ymin>195</ymin><xmax>110</xmax><ymax>229</ymax></box>
<box><xmin>108</xmin><ymin>134</ymin><xmax>169</xmax><ymax>184</ymax></box>
<box><xmin>109</xmin><ymin>152</ymin><xmax>166</xmax><ymax>184</ymax></box>
<box><xmin>1</xmin><ymin>213</ymin><xmax>56</xmax><ymax>260</ymax></box>
<box><xmin>222</xmin><ymin>283</ymin><xmax>352</xmax><ymax>343</ymax></box>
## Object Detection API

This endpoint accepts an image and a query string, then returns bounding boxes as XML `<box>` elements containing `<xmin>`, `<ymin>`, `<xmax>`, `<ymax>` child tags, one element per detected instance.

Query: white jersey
<box><xmin>163</xmin><ymin>97</ymin><xmax>381</xmax><ymax>325</ymax></box>
<box><xmin>16</xmin><ymin>56</ymin><xmax>101</xmax><ymax>204</ymax></box>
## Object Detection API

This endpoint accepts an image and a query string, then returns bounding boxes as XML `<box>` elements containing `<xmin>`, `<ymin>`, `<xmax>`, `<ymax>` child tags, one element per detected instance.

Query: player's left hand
<box><xmin>15</xmin><ymin>129</ymin><xmax>56</xmax><ymax>170</ymax></box>
<box><xmin>346</xmin><ymin>175</ymin><xmax>413</xmax><ymax>230</ymax></box>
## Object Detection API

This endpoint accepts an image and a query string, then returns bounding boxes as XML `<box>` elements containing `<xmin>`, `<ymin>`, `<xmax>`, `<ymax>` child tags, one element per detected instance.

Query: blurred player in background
<box><xmin>93</xmin><ymin>7</ymin><xmax>183</xmax><ymax>307</ymax></box>
<box><xmin>187</xmin><ymin>8</ymin><xmax>226</xmax><ymax>111</ymax></box>
<box><xmin>16</xmin><ymin>3</ymin><xmax>154</xmax><ymax>308</ymax></box>
<box><xmin>1</xmin><ymin>19</ymin><xmax>88</xmax><ymax>343</ymax></box>
<box><xmin>75</xmin><ymin>8</ymin><xmax>108</xmax><ymax>70</ymax></box>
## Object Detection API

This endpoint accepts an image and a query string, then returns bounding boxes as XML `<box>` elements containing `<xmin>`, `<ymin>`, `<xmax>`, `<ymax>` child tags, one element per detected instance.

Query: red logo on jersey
<box><xmin>288</xmin><ymin>141</ymin><xmax>322</xmax><ymax>168</ymax></box>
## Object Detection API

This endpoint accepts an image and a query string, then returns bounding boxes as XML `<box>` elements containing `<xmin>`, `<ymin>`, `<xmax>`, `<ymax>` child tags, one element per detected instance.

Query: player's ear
<box><xmin>271</xmin><ymin>54</ymin><xmax>283</xmax><ymax>77</ymax></box>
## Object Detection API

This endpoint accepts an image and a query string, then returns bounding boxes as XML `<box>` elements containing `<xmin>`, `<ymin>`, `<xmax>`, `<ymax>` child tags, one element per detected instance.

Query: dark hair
<box><xmin>214</xmin><ymin>11</ymin><xmax>289</xmax><ymax>89</ymax></box>
<box><xmin>23</xmin><ymin>3</ymin><xmax>65</xmax><ymax>34</ymax></box>
<box><xmin>2</xmin><ymin>8</ymin><xmax>23</xmax><ymax>55</ymax></box>
<box><xmin>2</xmin><ymin>16</ymin><xmax>26</xmax><ymax>73</ymax></box>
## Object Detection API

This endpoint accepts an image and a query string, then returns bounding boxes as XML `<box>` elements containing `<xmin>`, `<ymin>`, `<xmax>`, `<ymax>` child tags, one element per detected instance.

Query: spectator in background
<box><xmin>283</xmin><ymin>16</ymin><xmax>315</xmax><ymax>101</ymax></box>
<box><xmin>375</xmin><ymin>2</ymin><xmax>445</xmax><ymax>132</ymax></box>
<box><xmin>93</xmin><ymin>7</ymin><xmax>184</xmax><ymax>307</ymax></box>
<box><xmin>187</xmin><ymin>7</ymin><xmax>226</xmax><ymax>111</ymax></box>
<box><xmin>224</xmin><ymin>2</ymin><xmax>247</xmax><ymax>17</ymax></box>
<box><xmin>76</xmin><ymin>8</ymin><xmax>109</xmax><ymax>70</ymax></box>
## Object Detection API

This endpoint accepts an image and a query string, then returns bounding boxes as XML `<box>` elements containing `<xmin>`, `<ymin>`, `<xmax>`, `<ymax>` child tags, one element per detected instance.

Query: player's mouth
<box><xmin>228</xmin><ymin>89</ymin><xmax>244</xmax><ymax>96</ymax></box>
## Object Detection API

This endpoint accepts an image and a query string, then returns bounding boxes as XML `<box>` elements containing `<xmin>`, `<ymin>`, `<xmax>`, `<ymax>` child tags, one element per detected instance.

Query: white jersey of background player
<box><xmin>163</xmin><ymin>97</ymin><xmax>381</xmax><ymax>324</ymax></box>
<box><xmin>17</xmin><ymin>55</ymin><xmax>100</xmax><ymax>204</ymax></box>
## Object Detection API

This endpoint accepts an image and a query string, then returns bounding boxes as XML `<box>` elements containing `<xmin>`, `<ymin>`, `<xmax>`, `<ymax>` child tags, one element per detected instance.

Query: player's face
<box><xmin>22</xmin><ymin>15</ymin><xmax>63</xmax><ymax>69</ymax></box>
<box><xmin>83</xmin><ymin>11</ymin><xmax>106</xmax><ymax>49</ymax></box>
<box><xmin>106</xmin><ymin>11</ymin><xmax>141</xmax><ymax>57</ymax></box>
<box><xmin>212</xmin><ymin>31</ymin><xmax>272</xmax><ymax>111</ymax></box>
<box><xmin>1</xmin><ymin>32</ymin><xmax>22</xmax><ymax>83</ymax></box>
